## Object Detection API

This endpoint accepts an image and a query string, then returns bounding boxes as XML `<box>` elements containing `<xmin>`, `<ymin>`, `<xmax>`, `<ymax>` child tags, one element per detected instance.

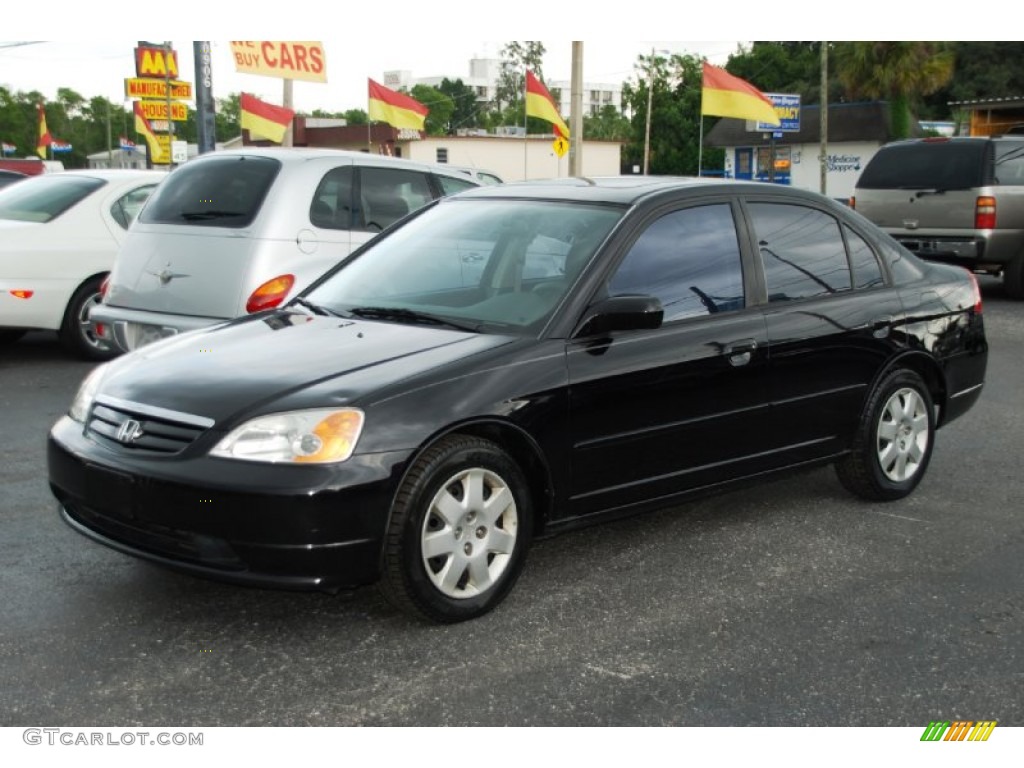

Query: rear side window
<box><xmin>750</xmin><ymin>203</ymin><xmax>852</xmax><ymax>301</ymax></box>
<box><xmin>110</xmin><ymin>185</ymin><xmax>156</xmax><ymax>229</ymax></box>
<box><xmin>857</xmin><ymin>141</ymin><xmax>988</xmax><ymax>190</ymax></box>
<box><xmin>310</xmin><ymin>166</ymin><xmax>354</xmax><ymax>230</ymax></box>
<box><xmin>844</xmin><ymin>225</ymin><xmax>885</xmax><ymax>290</ymax></box>
<box><xmin>357</xmin><ymin>167</ymin><xmax>434</xmax><ymax>232</ymax></box>
<box><xmin>994</xmin><ymin>142</ymin><xmax>1024</xmax><ymax>186</ymax></box>
<box><xmin>0</xmin><ymin>175</ymin><xmax>105</xmax><ymax>223</ymax></box>
<box><xmin>608</xmin><ymin>204</ymin><xmax>746</xmax><ymax>321</ymax></box>
<box><xmin>139</xmin><ymin>155</ymin><xmax>281</xmax><ymax>228</ymax></box>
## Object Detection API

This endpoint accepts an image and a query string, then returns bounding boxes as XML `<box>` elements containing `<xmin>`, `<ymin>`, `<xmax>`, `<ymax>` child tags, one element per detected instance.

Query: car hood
<box><xmin>94</xmin><ymin>311</ymin><xmax>513</xmax><ymax>426</ymax></box>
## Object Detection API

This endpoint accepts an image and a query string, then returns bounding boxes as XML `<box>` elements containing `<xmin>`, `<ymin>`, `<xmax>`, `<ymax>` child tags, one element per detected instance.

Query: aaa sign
<box><xmin>230</xmin><ymin>42</ymin><xmax>327</xmax><ymax>83</ymax></box>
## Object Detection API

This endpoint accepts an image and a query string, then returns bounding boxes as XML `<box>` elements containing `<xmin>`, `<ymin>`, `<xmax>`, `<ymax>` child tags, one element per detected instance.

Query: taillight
<box><xmin>975</xmin><ymin>196</ymin><xmax>996</xmax><ymax>229</ymax></box>
<box><xmin>849</xmin><ymin>196</ymin><xmax>855</xmax><ymax>210</ymax></box>
<box><xmin>245</xmin><ymin>274</ymin><xmax>295</xmax><ymax>314</ymax></box>
<box><xmin>9</xmin><ymin>289</ymin><xmax>34</xmax><ymax>299</ymax></box>
<box><xmin>99</xmin><ymin>276</ymin><xmax>110</xmax><ymax>298</ymax></box>
<box><xmin>966</xmin><ymin>270</ymin><xmax>983</xmax><ymax>314</ymax></box>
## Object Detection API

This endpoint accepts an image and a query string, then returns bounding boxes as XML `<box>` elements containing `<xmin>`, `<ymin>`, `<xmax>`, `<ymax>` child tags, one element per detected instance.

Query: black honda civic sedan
<box><xmin>48</xmin><ymin>177</ymin><xmax>988</xmax><ymax>623</ymax></box>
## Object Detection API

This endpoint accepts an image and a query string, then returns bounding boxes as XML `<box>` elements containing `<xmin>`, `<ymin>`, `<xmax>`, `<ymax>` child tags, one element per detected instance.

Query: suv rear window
<box><xmin>139</xmin><ymin>155</ymin><xmax>281</xmax><ymax>228</ymax></box>
<box><xmin>857</xmin><ymin>140</ymin><xmax>989</xmax><ymax>190</ymax></box>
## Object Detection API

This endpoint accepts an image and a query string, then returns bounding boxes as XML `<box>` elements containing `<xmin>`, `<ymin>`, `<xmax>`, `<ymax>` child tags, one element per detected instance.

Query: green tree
<box><xmin>583</xmin><ymin>104</ymin><xmax>631</xmax><ymax>141</ymax></box>
<box><xmin>410</xmin><ymin>84</ymin><xmax>454</xmax><ymax>136</ymax></box>
<box><xmin>725</xmin><ymin>42</ymin><xmax>842</xmax><ymax>105</ymax></box>
<box><xmin>621</xmin><ymin>51</ymin><xmax>722</xmax><ymax>175</ymax></box>
<box><xmin>438</xmin><ymin>78</ymin><xmax>482</xmax><ymax>133</ymax></box>
<box><xmin>834</xmin><ymin>42</ymin><xmax>954</xmax><ymax>138</ymax></box>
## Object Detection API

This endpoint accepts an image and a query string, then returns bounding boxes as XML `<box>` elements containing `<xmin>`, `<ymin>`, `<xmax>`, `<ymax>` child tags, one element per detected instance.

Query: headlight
<box><xmin>68</xmin><ymin>363</ymin><xmax>109</xmax><ymax>423</ymax></box>
<box><xmin>210</xmin><ymin>408</ymin><xmax>364</xmax><ymax>464</ymax></box>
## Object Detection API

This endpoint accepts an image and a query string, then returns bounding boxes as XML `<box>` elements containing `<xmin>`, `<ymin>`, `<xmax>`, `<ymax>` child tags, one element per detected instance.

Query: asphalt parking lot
<box><xmin>1</xmin><ymin>276</ymin><xmax>1022</xmax><ymax>727</ymax></box>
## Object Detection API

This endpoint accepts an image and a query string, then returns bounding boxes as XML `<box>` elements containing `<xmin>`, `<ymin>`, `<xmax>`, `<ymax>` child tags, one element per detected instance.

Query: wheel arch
<box><xmin>59</xmin><ymin>270</ymin><xmax>109</xmax><ymax>325</ymax></box>
<box><xmin>389</xmin><ymin>418</ymin><xmax>556</xmax><ymax>538</ymax></box>
<box><xmin>873</xmin><ymin>350</ymin><xmax>948</xmax><ymax>426</ymax></box>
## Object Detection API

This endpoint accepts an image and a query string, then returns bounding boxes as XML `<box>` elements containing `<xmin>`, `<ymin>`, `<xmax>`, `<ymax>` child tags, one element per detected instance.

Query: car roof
<box><xmin>450</xmin><ymin>175</ymin><xmax>826</xmax><ymax>206</ymax></box>
<box><xmin>190</xmin><ymin>147</ymin><xmax>478</xmax><ymax>179</ymax></box>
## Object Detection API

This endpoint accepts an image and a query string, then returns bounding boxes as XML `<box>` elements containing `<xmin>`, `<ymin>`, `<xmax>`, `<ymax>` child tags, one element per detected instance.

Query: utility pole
<box><xmin>193</xmin><ymin>41</ymin><xmax>216</xmax><ymax>154</ymax></box>
<box><xmin>643</xmin><ymin>47</ymin><xmax>654</xmax><ymax>175</ymax></box>
<box><xmin>282</xmin><ymin>79</ymin><xmax>294</xmax><ymax>148</ymax></box>
<box><xmin>568</xmin><ymin>42</ymin><xmax>583</xmax><ymax>177</ymax></box>
<box><xmin>820</xmin><ymin>41</ymin><xmax>828</xmax><ymax>195</ymax></box>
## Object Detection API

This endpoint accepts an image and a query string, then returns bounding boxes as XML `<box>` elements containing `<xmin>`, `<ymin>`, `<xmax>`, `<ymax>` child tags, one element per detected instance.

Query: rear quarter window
<box><xmin>139</xmin><ymin>155</ymin><xmax>281</xmax><ymax>228</ymax></box>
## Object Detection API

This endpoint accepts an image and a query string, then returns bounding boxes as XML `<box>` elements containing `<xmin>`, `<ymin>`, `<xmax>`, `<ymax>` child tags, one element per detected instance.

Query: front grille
<box><xmin>87</xmin><ymin>400</ymin><xmax>211</xmax><ymax>455</ymax></box>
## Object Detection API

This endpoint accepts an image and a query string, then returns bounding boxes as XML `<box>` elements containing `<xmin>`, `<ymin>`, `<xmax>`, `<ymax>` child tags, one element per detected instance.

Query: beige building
<box><xmin>284</xmin><ymin>119</ymin><xmax>622</xmax><ymax>181</ymax></box>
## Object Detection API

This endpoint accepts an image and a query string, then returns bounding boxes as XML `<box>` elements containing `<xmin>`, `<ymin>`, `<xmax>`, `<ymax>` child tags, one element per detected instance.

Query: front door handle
<box><xmin>724</xmin><ymin>338</ymin><xmax>757</xmax><ymax>367</ymax></box>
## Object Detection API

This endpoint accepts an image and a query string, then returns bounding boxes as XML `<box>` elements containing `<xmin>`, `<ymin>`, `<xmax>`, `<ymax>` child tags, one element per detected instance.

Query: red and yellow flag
<box><xmin>368</xmin><ymin>79</ymin><xmax>428</xmax><ymax>131</ymax></box>
<box><xmin>240</xmin><ymin>92</ymin><xmax>296</xmax><ymax>143</ymax></box>
<box><xmin>701</xmin><ymin>62</ymin><xmax>780</xmax><ymax>126</ymax></box>
<box><xmin>133</xmin><ymin>101</ymin><xmax>169</xmax><ymax>164</ymax></box>
<box><xmin>525</xmin><ymin>70</ymin><xmax>569</xmax><ymax>138</ymax></box>
<box><xmin>36</xmin><ymin>103</ymin><xmax>53</xmax><ymax>158</ymax></box>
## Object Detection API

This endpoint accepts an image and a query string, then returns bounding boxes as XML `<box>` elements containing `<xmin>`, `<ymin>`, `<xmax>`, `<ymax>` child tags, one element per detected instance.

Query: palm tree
<box><xmin>834</xmin><ymin>42</ymin><xmax>955</xmax><ymax>139</ymax></box>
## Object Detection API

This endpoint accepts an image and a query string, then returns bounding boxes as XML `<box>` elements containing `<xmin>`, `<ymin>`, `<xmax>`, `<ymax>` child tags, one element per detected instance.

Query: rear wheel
<box><xmin>1003</xmin><ymin>252</ymin><xmax>1024</xmax><ymax>300</ymax></box>
<box><xmin>379</xmin><ymin>435</ymin><xmax>532</xmax><ymax>623</ymax></box>
<box><xmin>836</xmin><ymin>369</ymin><xmax>935</xmax><ymax>501</ymax></box>
<box><xmin>59</xmin><ymin>277</ymin><xmax>117</xmax><ymax>361</ymax></box>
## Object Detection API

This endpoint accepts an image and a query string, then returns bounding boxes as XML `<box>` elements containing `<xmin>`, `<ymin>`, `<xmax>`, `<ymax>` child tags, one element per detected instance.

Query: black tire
<box><xmin>836</xmin><ymin>369</ymin><xmax>935</xmax><ymax>501</ymax></box>
<box><xmin>1004</xmin><ymin>253</ymin><xmax>1024</xmax><ymax>300</ymax></box>
<box><xmin>58</xmin><ymin>277</ymin><xmax>117</xmax><ymax>361</ymax></box>
<box><xmin>379</xmin><ymin>435</ymin><xmax>533</xmax><ymax>623</ymax></box>
<box><xmin>0</xmin><ymin>330</ymin><xmax>26</xmax><ymax>345</ymax></box>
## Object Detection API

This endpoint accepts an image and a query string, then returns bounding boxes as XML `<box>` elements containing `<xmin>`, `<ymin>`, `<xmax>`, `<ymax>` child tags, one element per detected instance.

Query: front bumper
<box><xmin>48</xmin><ymin>415</ymin><xmax>409</xmax><ymax>591</ymax></box>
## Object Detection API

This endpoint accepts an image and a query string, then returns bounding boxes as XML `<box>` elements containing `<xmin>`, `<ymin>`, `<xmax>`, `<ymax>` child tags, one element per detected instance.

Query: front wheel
<box><xmin>379</xmin><ymin>435</ymin><xmax>533</xmax><ymax>623</ymax></box>
<box><xmin>836</xmin><ymin>369</ymin><xmax>935</xmax><ymax>501</ymax></box>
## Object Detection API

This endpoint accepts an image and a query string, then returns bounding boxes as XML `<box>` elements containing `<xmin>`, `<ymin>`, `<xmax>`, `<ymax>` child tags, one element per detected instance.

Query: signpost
<box><xmin>552</xmin><ymin>136</ymin><xmax>569</xmax><ymax>158</ymax></box>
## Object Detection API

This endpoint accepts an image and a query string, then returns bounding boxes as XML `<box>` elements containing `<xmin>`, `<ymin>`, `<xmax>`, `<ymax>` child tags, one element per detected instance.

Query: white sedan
<box><xmin>0</xmin><ymin>169</ymin><xmax>164</xmax><ymax>359</ymax></box>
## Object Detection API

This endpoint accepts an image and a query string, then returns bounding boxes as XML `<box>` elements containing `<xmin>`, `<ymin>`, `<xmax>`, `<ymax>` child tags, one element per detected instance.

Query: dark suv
<box><xmin>853</xmin><ymin>136</ymin><xmax>1024</xmax><ymax>297</ymax></box>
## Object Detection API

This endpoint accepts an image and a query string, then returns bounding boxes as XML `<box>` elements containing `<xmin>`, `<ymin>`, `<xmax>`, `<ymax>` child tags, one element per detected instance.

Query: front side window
<box><xmin>0</xmin><ymin>175</ymin><xmax>106</xmax><ymax>223</ymax></box>
<box><xmin>139</xmin><ymin>155</ymin><xmax>280</xmax><ymax>228</ymax></box>
<box><xmin>750</xmin><ymin>203</ymin><xmax>852</xmax><ymax>302</ymax></box>
<box><xmin>436</xmin><ymin>174</ymin><xmax>478</xmax><ymax>196</ymax></box>
<box><xmin>607</xmin><ymin>204</ymin><xmax>745</xmax><ymax>321</ymax></box>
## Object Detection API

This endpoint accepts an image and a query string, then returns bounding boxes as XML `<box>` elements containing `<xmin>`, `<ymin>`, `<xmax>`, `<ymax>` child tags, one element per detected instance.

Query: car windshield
<box><xmin>0</xmin><ymin>175</ymin><xmax>106</xmax><ymax>222</ymax></box>
<box><xmin>304</xmin><ymin>198</ymin><xmax>625</xmax><ymax>334</ymax></box>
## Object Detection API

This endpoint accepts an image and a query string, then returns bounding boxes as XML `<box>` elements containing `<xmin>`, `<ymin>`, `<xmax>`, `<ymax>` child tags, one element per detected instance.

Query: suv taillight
<box><xmin>975</xmin><ymin>196</ymin><xmax>996</xmax><ymax>229</ymax></box>
<box><xmin>246</xmin><ymin>274</ymin><xmax>295</xmax><ymax>314</ymax></box>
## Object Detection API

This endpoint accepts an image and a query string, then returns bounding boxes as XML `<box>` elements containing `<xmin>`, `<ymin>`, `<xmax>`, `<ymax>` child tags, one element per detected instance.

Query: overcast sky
<box><xmin>0</xmin><ymin>40</ymin><xmax>743</xmax><ymax>114</ymax></box>
<box><xmin>1</xmin><ymin>7</ymin><xmax>969</xmax><ymax>115</ymax></box>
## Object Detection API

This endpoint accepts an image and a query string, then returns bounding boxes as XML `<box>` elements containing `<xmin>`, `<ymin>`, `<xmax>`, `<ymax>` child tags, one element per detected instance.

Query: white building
<box><xmin>704</xmin><ymin>101</ymin><xmax>922</xmax><ymax>201</ymax></box>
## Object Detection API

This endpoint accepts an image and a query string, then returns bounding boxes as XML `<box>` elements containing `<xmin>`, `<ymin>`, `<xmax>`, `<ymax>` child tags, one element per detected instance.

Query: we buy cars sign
<box><xmin>229</xmin><ymin>42</ymin><xmax>327</xmax><ymax>82</ymax></box>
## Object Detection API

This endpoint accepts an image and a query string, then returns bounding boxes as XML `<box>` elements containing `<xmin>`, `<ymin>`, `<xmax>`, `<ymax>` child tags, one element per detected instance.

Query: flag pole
<box><xmin>523</xmin><ymin>72</ymin><xmax>528</xmax><ymax>180</ymax></box>
<box><xmin>697</xmin><ymin>77</ymin><xmax>705</xmax><ymax>177</ymax></box>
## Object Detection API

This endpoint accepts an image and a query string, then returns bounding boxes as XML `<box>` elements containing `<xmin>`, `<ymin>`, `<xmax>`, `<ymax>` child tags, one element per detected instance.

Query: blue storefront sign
<box><xmin>757</xmin><ymin>93</ymin><xmax>801</xmax><ymax>133</ymax></box>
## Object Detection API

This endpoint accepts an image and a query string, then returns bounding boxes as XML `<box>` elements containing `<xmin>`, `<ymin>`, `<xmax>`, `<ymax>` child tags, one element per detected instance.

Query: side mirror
<box><xmin>574</xmin><ymin>295</ymin><xmax>663</xmax><ymax>337</ymax></box>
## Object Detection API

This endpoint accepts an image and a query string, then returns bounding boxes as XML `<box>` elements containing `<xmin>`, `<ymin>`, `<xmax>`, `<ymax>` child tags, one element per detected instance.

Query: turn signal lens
<box><xmin>975</xmin><ymin>196</ymin><xmax>996</xmax><ymax>229</ymax></box>
<box><xmin>245</xmin><ymin>274</ymin><xmax>295</xmax><ymax>314</ymax></box>
<box><xmin>293</xmin><ymin>411</ymin><xmax>364</xmax><ymax>463</ymax></box>
<box><xmin>10</xmin><ymin>289</ymin><xmax>34</xmax><ymax>299</ymax></box>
